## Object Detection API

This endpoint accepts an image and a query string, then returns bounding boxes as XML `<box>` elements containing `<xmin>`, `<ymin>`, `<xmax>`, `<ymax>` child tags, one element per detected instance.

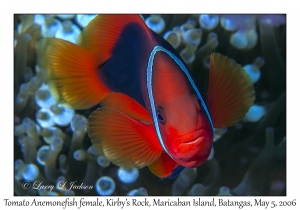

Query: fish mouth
<box><xmin>175</xmin><ymin>129</ymin><xmax>206</xmax><ymax>145</ymax></box>
<box><xmin>171</xmin><ymin>129</ymin><xmax>213</xmax><ymax>168</ymax></box>
<box><xmin>182</xmin><ymin>136</ymin><xmax>203</xmax><ymax>145</ymax></box>
<box><xmin>173</xmin><ymin>129</ymin><xmax>209</xmax><ymax>158</ymax></box>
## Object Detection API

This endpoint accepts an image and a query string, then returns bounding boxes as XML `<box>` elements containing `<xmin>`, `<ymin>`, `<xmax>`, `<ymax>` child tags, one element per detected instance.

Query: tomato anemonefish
<box><xmin>38</xmin><ymin>15</ymin><xmax>255</xmax><ymax>178</ymax></box>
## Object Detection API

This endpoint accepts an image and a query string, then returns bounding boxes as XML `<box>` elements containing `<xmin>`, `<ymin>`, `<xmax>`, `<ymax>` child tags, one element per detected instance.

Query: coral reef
<box><xmin>14</xmin><ymin>14</ymin><xmax>286</xmax><ymax>196</ymax></box>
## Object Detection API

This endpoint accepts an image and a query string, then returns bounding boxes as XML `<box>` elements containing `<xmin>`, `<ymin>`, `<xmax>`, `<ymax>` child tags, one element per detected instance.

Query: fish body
<box><xmin>39</xmin><ymin>15</ymin><xmax>255</xmax><ymax>178</ymax></box>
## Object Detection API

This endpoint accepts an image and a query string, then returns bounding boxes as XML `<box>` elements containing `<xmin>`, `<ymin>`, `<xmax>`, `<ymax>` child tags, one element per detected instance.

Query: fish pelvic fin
<box><xmin>37</xmin><ymin>38</ymin><xmax>110</xmax><ymax>109</ymax></box>
<box><xmin>206</xmin><ymin>53</ymin><xmax>255</xmax><ymax>128</ymax></box>
<box><xmin>77</xmin><ymin>14</ymin><xmax>151</xmax><ymax>63</ymax></box>
<box><xmin>87</xmin><ymin>107</ymin><xmax>162</xmax><ymax>169</ymax></box>
<box><xmin>148</xmin><ymin>152</ymin><xmax>179</xmax><ymax>178</ymax></box>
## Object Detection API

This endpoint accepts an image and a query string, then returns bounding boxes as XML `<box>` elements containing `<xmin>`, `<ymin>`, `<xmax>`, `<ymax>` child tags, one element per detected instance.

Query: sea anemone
<box><xmin>217</xmin><ymin>187</ymin><xmax>232</xmax><ymax>196</ymax></box>
<box><xmin>245</xmin><ymin>104</ymin><xmax>266</xmax><ymax>122</ymax></box>
<box><xmin>50</xmin><ymin>104</ymin><xmax>75</xmax><ymax>126</ymax></box>
<box><xmin>127</xmin><ymin>187</ymin><xmax>148</xmax><ymax>196</ymax></box>
<box><xmin>243</xmin><ymin>57</ymin><xmax>265</xmax><ymax>83</ymax></box>
<box><xmin>199</xmin><ymin>15</ymin><xmax>219</xmax><ymax>30</ymax></box>
<box><xmin>117</xmin><ymin>168</ymin><xmax>139</xmax><ymax>184</ymax></box>
<box><xmin>172</xmin><ymin>168</ymin><xmax>197</xmax><ymax>195</ymax></box>
<box><xmin>95</xmin><ymin>176</ymin><xmax>116</xmax><ymax>195</ymax></box>
<box><xmin>188</xmin><ymin>183</ymin><xmax>205</xmax><ymax>195</ymax></box>
<box><xmin>35</xmin><ymin>84</ymin><xmax>56</xmax><ymax>109</ymax></box>
<box><xmin>145</xmin><ymin>15</ymin><xmax>165</xmax><ymax>34</ymax></box>
<box><xmin>55</xmin><ymin>20</ymin><xmax>81</xmax><ymax>43</ymax></box>
<box><xmin>75</xmin><ymin>14</ymin><xmax>97</xmax><ymax>28</ymax></box>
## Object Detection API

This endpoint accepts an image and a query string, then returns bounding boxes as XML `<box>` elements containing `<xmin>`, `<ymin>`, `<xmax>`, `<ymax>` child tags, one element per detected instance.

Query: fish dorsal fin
<box><xmin>87</xmin><ymin>107</ymin><xmax>162</xmax><ymax>169</ymax></box>
<box><xmin>148</xmin><ymin>152</ymin><xmax>178</xmax><ymax>178</ymax></box>
<box><xmin>37</xmin><ymin>38</ymin><xmax>110</xmax><ymax>109</ymax></box>
<box><xmin>206</xmin><ymin>53</ymin><xmax>255</xmax><ymax>128</ymax></box>
<box><xmin>100</xmin><ymin>92</ymin><xmax>152</xmax><ymax>125</ymax></box>
<box><xmin>77</xmin><ymin>15</ymin><xmax>151</xmax><ymax>64</ymax></box>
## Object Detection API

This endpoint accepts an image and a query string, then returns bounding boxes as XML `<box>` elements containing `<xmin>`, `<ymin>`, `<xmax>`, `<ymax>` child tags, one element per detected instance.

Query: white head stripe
<box><xmin>146</xmin><ymin>46</ymin><xmax>213</xmax><ymax>157</ymax></box>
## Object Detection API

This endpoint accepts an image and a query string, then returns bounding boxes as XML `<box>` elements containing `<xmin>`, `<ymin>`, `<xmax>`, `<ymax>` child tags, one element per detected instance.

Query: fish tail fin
<box><xmin>37</xmin><ymin>38</ymin><xmax>110</xmax><ymax>109</ymax></box>
<box><xmin>206</xmin><ymin>53</ymin><xmax>255</xmax><ymax>128</ymax></box>
<box><xmin>76</xmin><ymin>14</ymin><xmax>150</xmax><ymax>62</ymax></box>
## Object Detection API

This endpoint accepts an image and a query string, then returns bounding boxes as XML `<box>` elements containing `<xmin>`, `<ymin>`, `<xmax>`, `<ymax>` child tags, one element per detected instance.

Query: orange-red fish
<box><xmin>39</xmin><ymin>15</ymin><xmax>255</xmax><ymax>178</ymax></box>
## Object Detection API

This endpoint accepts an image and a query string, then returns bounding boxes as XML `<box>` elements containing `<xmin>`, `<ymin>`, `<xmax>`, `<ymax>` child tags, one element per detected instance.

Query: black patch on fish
<box><xmin>99</xmin><ymin>22</ymin><xmax>151</xmax><ymax>107</ymax></box>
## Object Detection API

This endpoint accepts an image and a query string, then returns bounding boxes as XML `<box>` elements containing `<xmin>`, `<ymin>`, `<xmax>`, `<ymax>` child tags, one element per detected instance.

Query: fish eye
<box><xmin>157</xmin><ymin>112</ymin><xmax>166</xmax><ymax>125</ymax></box>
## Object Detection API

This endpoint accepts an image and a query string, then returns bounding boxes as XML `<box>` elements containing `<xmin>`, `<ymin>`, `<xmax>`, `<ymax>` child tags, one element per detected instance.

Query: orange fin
<box><xmin>87</xmin><ymin>107</ymin><xmax>162</xmax><ymax>169</ymax></box>
<box><xmin>38</xmin><ymin>38</ymin><xmax>110</xmax><ymax>109</ymax></box>
<box><xmin>101</xmin><ymin>92</ymin><xmax>152</xmax><ymax>124</ymax></box>
<box><xmin>148</xmin><ymin>152</ymin><xmax>178</xmax><ymax>178</ymax></box>
<box><xmin>77</xmin><ymin>15</ymin><xmax>151</xmax><ymax>64</ymax></box>
<box><xmin>206</xmin><ymin>53</ymin><xmax>255</xmax><ymax>128</ymax></box>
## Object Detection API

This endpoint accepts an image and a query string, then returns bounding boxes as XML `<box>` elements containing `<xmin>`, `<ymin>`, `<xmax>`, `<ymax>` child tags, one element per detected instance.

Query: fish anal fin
<box><xmin>77</xmin><ymin>15</ymin><xmax>151</xmax><ymax>64</ymax></box>
<box><xmin>206</xmin><ymin>53</ymin><xmax>255</xmax><ymax>128</ymax></box>
<box><xmin>148</xmin><ymin>152</ymin><xmax>178</xmax><ymax>178</ymax></box>
<box><xmin>38</xmin><ymin>38</ymin><xmax>110</xmax><ymax>109</ymax></box>
<box><xmin>87</xmin><ymin>107</ymin><xmax>162</xmax><ymax>169</ymax></box>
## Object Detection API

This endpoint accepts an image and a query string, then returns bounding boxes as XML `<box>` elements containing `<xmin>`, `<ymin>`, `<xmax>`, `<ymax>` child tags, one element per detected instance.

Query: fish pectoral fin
<box><xmin>206</xmin><ymin>53</ymin><xmax>255</xmax><ymax>128</ymax></box>
<box><xmin>87</xmin><ymin>107</ymin><xmax>162</xmax><ymax>169</ymax></box>
<box><xmin>148</xmin><ymin>152</ymin><xmax>180</xmax><ymax>178</ymax></box>
<box><xmin>101</xmin><ymin>92</ymin><xmax>153</xmax><ymax>124</ymax></box>
<box><xmin>37</xmin><ymin>38</ymin><xmax>110</xmax><ymax>109</ymax></box>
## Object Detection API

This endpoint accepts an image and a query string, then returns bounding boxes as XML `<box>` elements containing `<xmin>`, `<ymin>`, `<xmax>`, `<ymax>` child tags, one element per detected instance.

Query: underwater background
<box><xmin>13</xmin><ymin>14</ymin><xmax>286</xmax><ymax>196</ymax></box>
